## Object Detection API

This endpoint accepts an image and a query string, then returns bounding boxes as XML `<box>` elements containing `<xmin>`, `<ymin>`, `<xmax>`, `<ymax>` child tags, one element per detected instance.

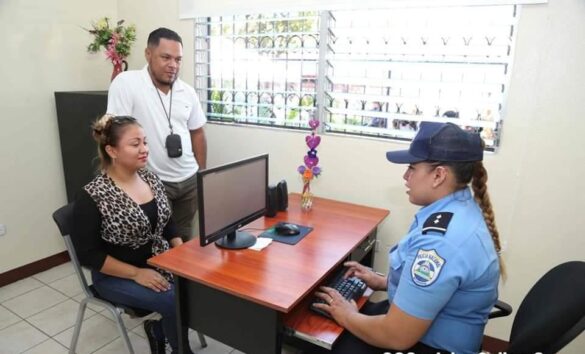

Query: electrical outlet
<box><xmin>0</xmin><ymin>224</ymin><xmax>6</xmax><ymax>236</ymax></box>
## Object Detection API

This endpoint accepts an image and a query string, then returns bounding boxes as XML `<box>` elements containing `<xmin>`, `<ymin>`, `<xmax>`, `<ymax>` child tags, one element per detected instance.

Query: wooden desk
<box><xmin>149</xmin><ymin>194</ymin><xmax>389</xmax><ymax>354</ymax></box>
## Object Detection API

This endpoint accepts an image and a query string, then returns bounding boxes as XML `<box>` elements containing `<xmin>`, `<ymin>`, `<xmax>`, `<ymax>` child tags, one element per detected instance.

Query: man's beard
<box><xmin>155</xmin><ymin>74</ymin><xmax>176</xmax><ymax>87</ymax></box>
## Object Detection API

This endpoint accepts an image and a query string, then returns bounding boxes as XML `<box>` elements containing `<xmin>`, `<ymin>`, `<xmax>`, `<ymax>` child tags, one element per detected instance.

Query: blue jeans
<box><xmin>92</xmin><ymin>271</ymin><xmax>191</xmax><ymax>353</ymax></box>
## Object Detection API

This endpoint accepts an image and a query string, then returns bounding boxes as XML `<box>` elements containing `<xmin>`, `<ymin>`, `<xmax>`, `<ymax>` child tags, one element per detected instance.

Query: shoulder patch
<box><xmin>422</xmin><ymin>212</ymin><xmax>453</xmax><ymax>235</ymax></box>
<box><xmin>411</xmin><ymin>249</ymin><xmax>445</xmax><ymax>287</ymax></box>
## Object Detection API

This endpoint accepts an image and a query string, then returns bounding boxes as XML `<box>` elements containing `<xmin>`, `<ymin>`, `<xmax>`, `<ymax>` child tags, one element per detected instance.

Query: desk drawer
<box><xmin>349</xmin><ymin>229</ymin><xmax>377</xmax><ymax>266</ymax></box>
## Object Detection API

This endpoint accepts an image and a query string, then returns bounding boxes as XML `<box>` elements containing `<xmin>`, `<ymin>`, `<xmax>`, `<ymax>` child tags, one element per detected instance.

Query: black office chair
<box><xmin>488</xmin><ymin>261</ymin><xmax>585</xmax><ymax>354</ymax></box>
<box><xmin>489</xmin><ymin>300</ymin><xmax>513</xmax><ymax>320</ymax></box>
<box><xmin>53</xmin><ymin>202</ymin><xmax>207</xmax><ymax>354</ymax></box>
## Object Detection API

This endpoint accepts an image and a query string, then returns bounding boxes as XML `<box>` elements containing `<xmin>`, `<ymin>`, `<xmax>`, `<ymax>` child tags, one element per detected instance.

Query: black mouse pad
<box><xmin>259</xmin><ymin>223</ymin><xmax>313</xmax><ymax>245</ymax></box>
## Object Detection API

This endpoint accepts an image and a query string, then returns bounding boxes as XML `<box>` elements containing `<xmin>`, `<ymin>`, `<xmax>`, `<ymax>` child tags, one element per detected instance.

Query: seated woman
<box><xmin>314</xmin><ymin>122</ymin><xmax>504</xmax><ymax>354</ymax></box>
<box><xmin>72</xmin><ymin>115</ymin><xmax>195</xmax><ymax>354</ymax></box>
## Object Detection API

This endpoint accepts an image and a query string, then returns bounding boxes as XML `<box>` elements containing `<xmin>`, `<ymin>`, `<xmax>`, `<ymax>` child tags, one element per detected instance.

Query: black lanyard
<box><xmin>155</xmin><ymin>86</ymin><xmax>173</xmax><ymax>134</ymax></box>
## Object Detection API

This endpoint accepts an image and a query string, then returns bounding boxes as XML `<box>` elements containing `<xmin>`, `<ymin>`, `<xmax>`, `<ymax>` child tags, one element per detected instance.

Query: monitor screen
<box><xmin>197</xmin><ymin>154</ymin><xmax>268</xmax><ymax>249</ymax></box>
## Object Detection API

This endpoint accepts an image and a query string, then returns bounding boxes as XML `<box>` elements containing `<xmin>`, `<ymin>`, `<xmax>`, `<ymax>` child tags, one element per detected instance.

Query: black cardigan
<box><xmin>72</xmin><ymin>189</ymin><xmax>178</xmax><ymax>271</ymax></box>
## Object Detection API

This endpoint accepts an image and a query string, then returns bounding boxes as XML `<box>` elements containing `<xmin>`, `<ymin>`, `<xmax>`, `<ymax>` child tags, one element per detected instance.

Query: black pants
<box><xmin>328</xmin><ymin>300</ymin><xmax>450</xmax><ymax>354</ymax></box>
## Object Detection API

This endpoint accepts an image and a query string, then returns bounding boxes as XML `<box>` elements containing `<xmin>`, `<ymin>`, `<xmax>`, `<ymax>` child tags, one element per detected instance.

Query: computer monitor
<box><xmin>197</xmin><ymin>154</ymin><xmax>268</xmax><ymax>249</ymax></box>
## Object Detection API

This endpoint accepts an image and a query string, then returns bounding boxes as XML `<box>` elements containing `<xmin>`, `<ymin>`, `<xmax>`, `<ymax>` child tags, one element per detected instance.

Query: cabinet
<box><xmin>54</xmin><ymin>91</ymin><xmax>107</xmax><ymax>202</ymax></box>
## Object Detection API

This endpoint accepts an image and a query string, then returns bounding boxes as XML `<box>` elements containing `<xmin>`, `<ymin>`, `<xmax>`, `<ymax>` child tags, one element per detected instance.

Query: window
<box><xmin>194</xmin><ymin>5</ymin><xmax>518</xmax><ymax>150</ymax></box>
<box><xmin>194</xmin><ymin>13</ymin><xmax>320</xmax><ymax>129</ymax></box>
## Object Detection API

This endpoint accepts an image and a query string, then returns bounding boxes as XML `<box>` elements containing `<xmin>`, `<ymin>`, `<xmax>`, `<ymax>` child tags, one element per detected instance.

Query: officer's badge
<box><xmin>411</xmin><ymin>249</ymin><xmax>445</xmax><ymax>287</ymax></box>
<box><xmin>422</xmin><ymin>212</ymin><xmax>453</xmax><ymax>235</ymax></box>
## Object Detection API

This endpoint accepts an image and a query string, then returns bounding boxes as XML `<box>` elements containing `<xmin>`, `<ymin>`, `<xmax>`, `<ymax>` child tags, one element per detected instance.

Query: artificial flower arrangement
<box><xmin>85</xmin><ymin>17</ymin><xmax>137</xmax><ymax>80</ymax></box>
<box><xmin>297</xmin><ymin>119</ymin><xmax>322</xmax><ymax>210</ymax></box>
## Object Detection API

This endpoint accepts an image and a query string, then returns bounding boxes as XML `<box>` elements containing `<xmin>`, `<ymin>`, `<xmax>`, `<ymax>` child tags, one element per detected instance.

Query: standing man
<box><xmin>107</xmin><ymin>27</ymin><xmax>207</xmax><ymax>241</ymax></box>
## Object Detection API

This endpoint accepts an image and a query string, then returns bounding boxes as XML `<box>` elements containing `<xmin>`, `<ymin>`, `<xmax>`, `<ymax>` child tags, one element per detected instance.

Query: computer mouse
<box><xmin>274</xmin><ymin>223</ymin><xmax>301</xmax><ymax>236</ymax></box>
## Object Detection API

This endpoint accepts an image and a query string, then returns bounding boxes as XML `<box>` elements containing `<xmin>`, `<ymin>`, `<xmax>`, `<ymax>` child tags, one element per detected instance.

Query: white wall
<box><xmin>117</xmin><ymin>0</ymin><xmax>194</xmax><ymax>80</ymax></box>
<box><xmin>0</xmin><ymin>0</ymin><xmax>191</xmax><ymax>275</ymax></box>
<box><xmin>1</xmin><ymin>0</ymin><xmax>583</xmax><ymax>351</ymax></box>
<box><xmin>0</xmin><ymin>0</ymin><xmax>117</xmax><ymax>273</ymax></box>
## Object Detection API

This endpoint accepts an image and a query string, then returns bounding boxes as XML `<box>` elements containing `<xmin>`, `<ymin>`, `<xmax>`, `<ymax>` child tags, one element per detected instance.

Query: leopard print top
<box><xmin>84</xmin><ymin>169</ymin><xmax>172</xmax><ymax>280</ymax></box>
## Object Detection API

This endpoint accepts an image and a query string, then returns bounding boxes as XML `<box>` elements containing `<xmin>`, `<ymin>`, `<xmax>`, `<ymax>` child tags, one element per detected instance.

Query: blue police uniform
<box><xmin>387</xmin><ymin>187</ymin><xmax>499</xmax><ymax>354</ymax></box>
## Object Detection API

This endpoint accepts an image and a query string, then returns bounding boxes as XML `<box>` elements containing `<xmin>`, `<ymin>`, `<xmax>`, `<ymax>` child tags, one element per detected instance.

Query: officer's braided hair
<box><xmin>470</xmin><ymin>162</ymin><xmax>506</xmax><ymax>280</ymax></box>
<box><xmin>440</xmin><ymin>155</ymin><xmax>506</xmax><ymax>280</ymax></box>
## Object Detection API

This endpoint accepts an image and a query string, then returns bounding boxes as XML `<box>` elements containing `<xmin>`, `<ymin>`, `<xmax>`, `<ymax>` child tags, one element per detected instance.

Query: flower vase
<box><xmin>110</xmin><ymin>60</ymin><xmax>128</xmax><ymax>82</ymax></box>
<box><xmin>301</xmin><ymin>179</ymin><xmax>313</xmax><ymax>211</ymax></box>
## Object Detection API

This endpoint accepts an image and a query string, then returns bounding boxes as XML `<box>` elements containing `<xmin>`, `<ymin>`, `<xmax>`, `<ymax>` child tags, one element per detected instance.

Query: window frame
<box><xmin>194</xmin><ymin>5</ymin><xmax>519</xmax><ymax>151</ymax></box>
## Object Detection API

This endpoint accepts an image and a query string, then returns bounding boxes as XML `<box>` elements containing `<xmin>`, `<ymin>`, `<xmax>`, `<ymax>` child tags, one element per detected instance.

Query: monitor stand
<box><xmin>215</xmin><ymin>230</ymin><xmax>256</xmax><ymax>249</ymax></box>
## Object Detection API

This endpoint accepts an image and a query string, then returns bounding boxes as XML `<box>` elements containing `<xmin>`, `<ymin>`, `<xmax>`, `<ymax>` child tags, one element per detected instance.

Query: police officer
<box><xmin>314</xmin><ymin>122</ymin><xmax>504</xmax><ymax>354</ymax></box>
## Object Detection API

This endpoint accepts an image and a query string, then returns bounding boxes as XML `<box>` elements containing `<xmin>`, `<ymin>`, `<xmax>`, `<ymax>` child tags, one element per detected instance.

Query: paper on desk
<box><xmin>248</xmin><ymin>237</ymin><xmax>272</xmax><ymax>251</ymax></box>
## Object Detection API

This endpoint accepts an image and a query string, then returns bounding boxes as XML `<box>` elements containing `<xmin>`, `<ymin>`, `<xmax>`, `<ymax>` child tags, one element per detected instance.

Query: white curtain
<box><xmin>179</xmin><ymin>0</ymin><xmax>547</xmax><ymax>18</ymax></box>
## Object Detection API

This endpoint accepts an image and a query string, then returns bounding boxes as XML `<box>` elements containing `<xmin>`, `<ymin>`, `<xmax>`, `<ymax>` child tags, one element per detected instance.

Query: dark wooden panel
<box><xmin>0</xmin><ymin>251</ymin><xmax>70</xmax><ymax>287</ymax></box>
<box><xmin>54</xmin><ymin>91</ymin><xmax>108</xmax><ymax>202</ymax></box>
<box><xmin>179</xmin><ymin>277</ymin><xmax>281</xmax><ymax>354</ymax></box>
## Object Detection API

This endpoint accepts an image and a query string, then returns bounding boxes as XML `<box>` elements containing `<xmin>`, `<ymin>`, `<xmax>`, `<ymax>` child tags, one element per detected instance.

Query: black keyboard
<box><xmin>310</xmin><ymin>274</ymin><xmax>367</xmax><ymax>319</ymax></box>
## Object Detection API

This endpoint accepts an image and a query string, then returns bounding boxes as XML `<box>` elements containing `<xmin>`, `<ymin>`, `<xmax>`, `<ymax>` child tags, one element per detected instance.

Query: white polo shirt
<box><xmin>107</xmin><ymin>66</ymin><xmax>206</xmax><ymax>182</ymax></box>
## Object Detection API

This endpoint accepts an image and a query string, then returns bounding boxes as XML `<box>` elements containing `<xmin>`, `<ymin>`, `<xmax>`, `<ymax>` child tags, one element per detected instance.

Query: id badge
<box><xmin>165</xmin><ymin>133</ymin><xmax>182</xmax><ymax>158</ymax></box>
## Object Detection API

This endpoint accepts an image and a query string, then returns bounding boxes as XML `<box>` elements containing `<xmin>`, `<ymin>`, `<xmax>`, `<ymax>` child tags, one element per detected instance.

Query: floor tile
<box><xmin>22</xmin><ymin>338</ymin><xmax>68</xmax><ymax>354</ymax></box>
<box><xmin>48</xmin><ymin>273</ymin><xmax>83</xmax><ymax>297</ymax></box>
<box><xmin>130</xmin><ymin>313</ymin><xmax>161</xmax><ymax>339</ymax></box>
<box><xmin>100</xmin><ymin>308</ymin><xmax>149</xmax><ymax>331</ymax></box>
<box><xmin>2</xmin><ymin>286</ymin><xmax>67</xmax><ymax>318</ymax></box>
<box><xmin>192</xmin><ymin>334</ymin><xmax>233</xmax><ymax>354</ymax></box>
<box><xmin>100</xmin><ymin>311</ymin><xmax>159</xmax><ymax>331</ymax></box>
<box><xmin>27</xmin><ymin>299</ymin><xmax>97</xmax><ymax>336</ymax></box>
<box><xmin>0</xmin><ymin>304</ymin><xmax>21</xmax><ymax>330</ymax></box>
<box><xmin>0</xmin><ymin>320</ymin><xmax>49</xmax><ymax>354</ymax></box>
<box><xmin>92</xmin><ymin>331</ymin><xmax>150</xmax><ymax>354</ymax></box>
<box><xmin>53</xmin><ymin>313</ymin><xmax>122</xmax><ymax>354</ymax></box>
<box><xmin>0</xmin><ymin>277</ymin><xmax>44</xmax><ymax>303</ymax></box>
<box><xmin>33</xmin><ymin>262</ymin><xmax>75</xmax><ymax>284</ymax></box>
<box><xmin>72</xmin><ymin>293</ymin><xmax>108</xmax><ymax>313</ymax></box>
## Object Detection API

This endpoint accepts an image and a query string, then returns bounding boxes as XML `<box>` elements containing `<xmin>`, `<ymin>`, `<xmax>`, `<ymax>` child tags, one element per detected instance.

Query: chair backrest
<box><xmin>53</xmin><ymin>202</ymin><xmax>75</xmax><ymax>236</ymax></box>
<box><xmin>52</xmin><ymin>203</ymin><xmax>153</xmax><ymax>319</ymax></box>
<box><xmin>53</xmin><ymin>203</ymin><xmax>95</xmax><ymax>298</ymax></box>
<box><xmin>508</xmin><ymin>261</ymin><xmax>585</xmax><ymax>354</ymax></box>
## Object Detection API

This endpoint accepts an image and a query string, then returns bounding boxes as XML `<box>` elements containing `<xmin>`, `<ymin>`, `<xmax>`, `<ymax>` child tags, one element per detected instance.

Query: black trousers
<box><xmin>327</xmin><ymin>300</ymin><xmax>450</xmax><ymax>354</ymax></box>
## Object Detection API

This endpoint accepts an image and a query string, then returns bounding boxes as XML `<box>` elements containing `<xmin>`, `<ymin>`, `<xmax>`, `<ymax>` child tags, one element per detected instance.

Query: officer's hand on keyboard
<box><xmin>313</xmin><ymin>285</ymin><xmax>359</xmax><ymax>326</ymax></box>
<box><xmin>311</xmin><ymin>272</ymin><xmax>367</xmax><ymax>323</ymax></box>
<box><xmin>344</xmin><ymin>261</ymin><xmax>387</xmax><ymax>291</ymax></box>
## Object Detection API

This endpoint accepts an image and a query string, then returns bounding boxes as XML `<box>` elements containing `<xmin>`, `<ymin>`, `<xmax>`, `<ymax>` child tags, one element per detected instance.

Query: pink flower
<box><xmin>105</xmin><ymin>33</ymin><xmax>123</xmax><ymax>65</ymax></box>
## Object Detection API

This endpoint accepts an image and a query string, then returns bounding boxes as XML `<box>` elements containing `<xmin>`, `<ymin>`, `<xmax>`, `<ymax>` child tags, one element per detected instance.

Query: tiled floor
<box><xmin>0</xmin><ymin>262</ymin><xmax>300</xmax><ymax>354</ymax></box>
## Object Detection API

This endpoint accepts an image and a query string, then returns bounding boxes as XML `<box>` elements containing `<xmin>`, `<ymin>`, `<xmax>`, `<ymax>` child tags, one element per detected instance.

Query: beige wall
<box><xmin>0</xmin><ymin>0</ymin><xmax>192</xmax><ymax>275</ymax></box>
<box><xmin>0</xmin><ymin>0</ymin><xmax>117</xmax><ymax>273</ymax></box>
<box><xmin>1</xmin><ymin>0</ymin><xmax>584</xmax><ymax>350</ymax></box>
<box><xmin>117</xmin><ymin>0</ymin><xmax>194</xmax><ymax>80</ymax></box>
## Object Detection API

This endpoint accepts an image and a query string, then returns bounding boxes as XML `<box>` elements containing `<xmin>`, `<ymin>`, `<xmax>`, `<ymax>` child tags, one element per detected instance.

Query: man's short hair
<box><xmin>147</xmin><ymin>28</ymin><xmax>183</xmax><ymax>47</ymax></box>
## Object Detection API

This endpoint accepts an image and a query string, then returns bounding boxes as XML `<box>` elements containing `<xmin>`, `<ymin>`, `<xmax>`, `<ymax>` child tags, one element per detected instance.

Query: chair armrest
<box><xmin>489</xmin><ymin>300</ymin><xmax>513</xmax><ymax>319</ymax></box>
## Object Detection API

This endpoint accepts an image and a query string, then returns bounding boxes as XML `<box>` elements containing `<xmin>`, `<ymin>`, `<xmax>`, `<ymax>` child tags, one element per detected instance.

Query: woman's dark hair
<box><xmin>92</xmin><ymin>115</ymin><xmax>139</xmax><ymax>170</ymax></box>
